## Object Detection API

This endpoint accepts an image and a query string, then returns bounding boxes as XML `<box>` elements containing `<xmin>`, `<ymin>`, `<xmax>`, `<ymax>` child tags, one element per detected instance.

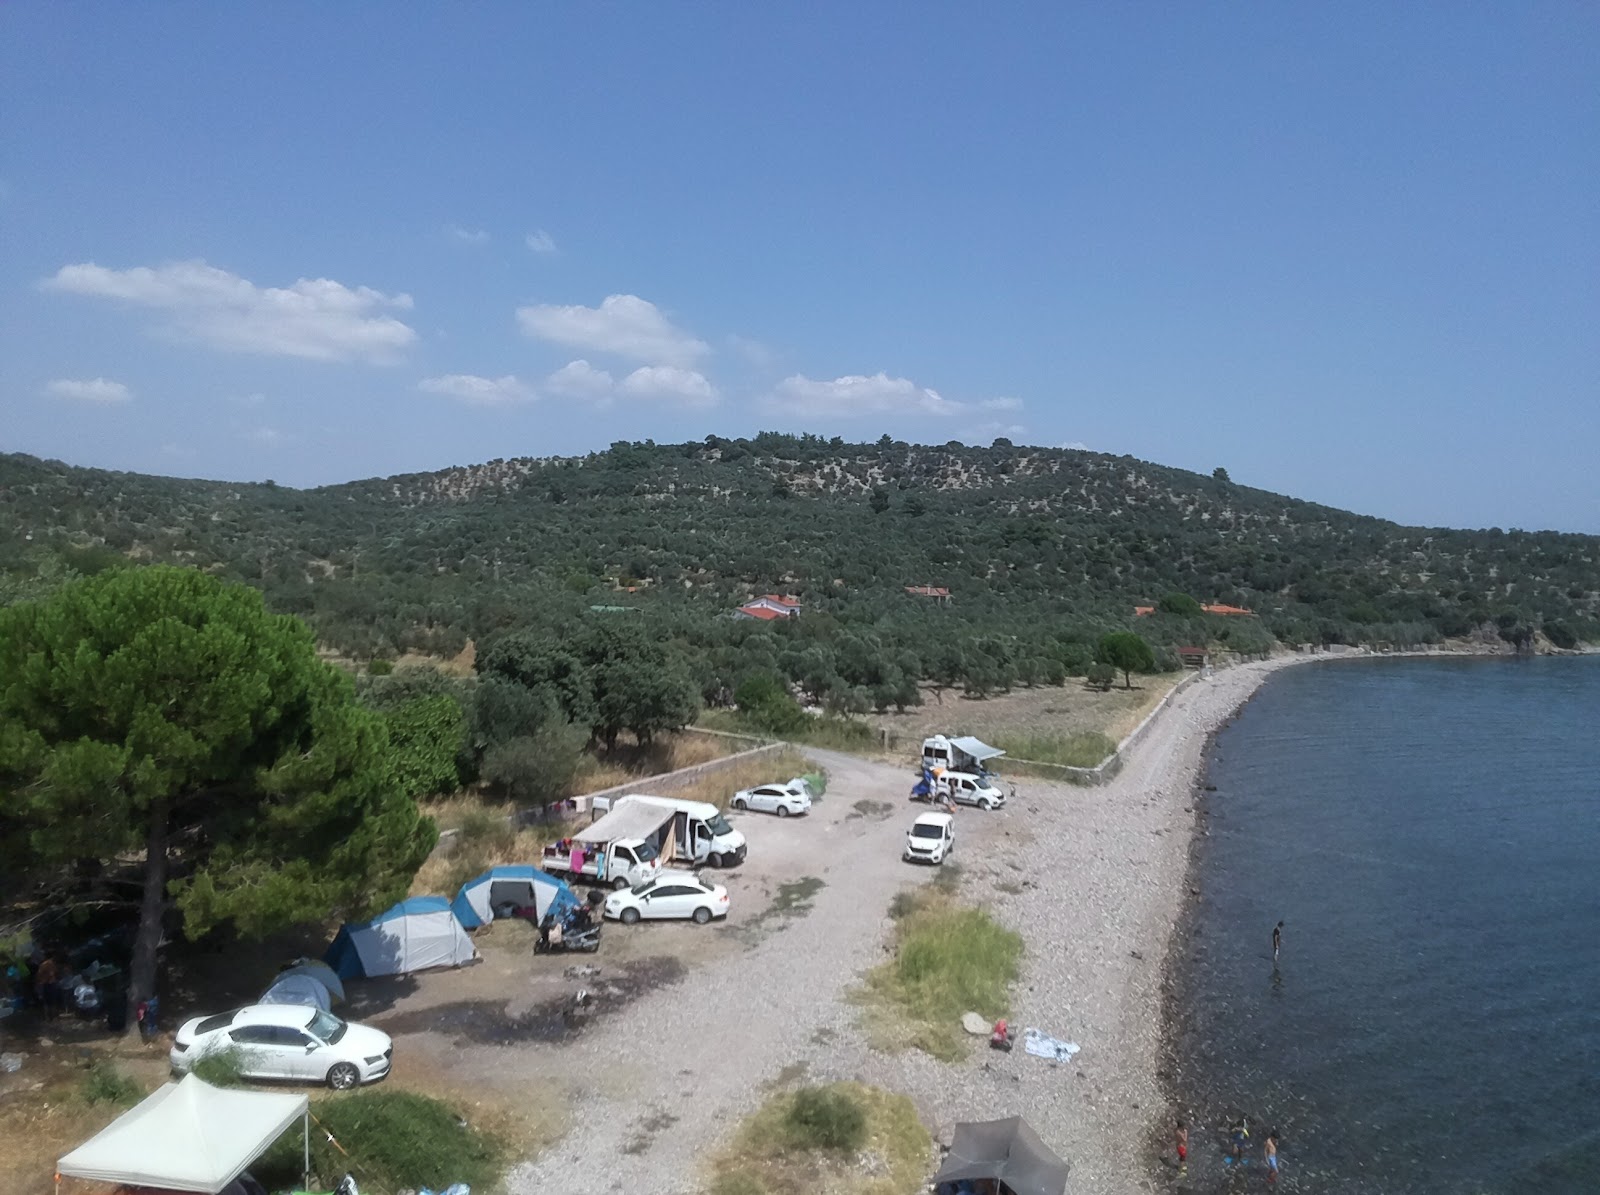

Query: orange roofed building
<box><xmin>734</xmin><ymin>594</ymin><xmax>801</xmax><ymax>621</ymax></box>
<box><xmin>1136</xmin><ymin>602</ymin><xmax>1254</xmax><ymax>616</ymax></box>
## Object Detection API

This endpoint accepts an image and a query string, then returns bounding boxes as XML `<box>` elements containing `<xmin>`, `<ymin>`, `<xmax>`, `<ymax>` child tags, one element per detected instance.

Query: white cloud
<box><xmin>446</xmin><ymin>224</ymin><xmax>490</xmax><ymax>246</ymax></box>
<box><xmin>246</xmin><ymin>426</ymin><xmax>284</xmax><ymax>446</ymax></box>
<box><xmin>46</xmin><ymin>377</ymin><xmax>132</xmax><ymax>403</ymax></box>
<box><xmin>42</xmin><ymin>260</ymin><xmax>417</xmax><ymax>363</ymax></box>
<box><xmin>980</xmin><ymin>397</ymin><xmax>1024</xmax><ymax>412</ymax></box>
<box><xmin>768</xmin><ymin>372</ymin><xmax>963</xmax><ymax>417</ymax></box>
<box><xmin>516</xmin><ymin>294</ymin><xmax>708</xmax><ymax>366</ymax></box>
<box><xmin>966</xmin><ymin>421</ymin><xmax>1029</xmax><ymax>442</ymax></box>
<box><xmin>726</xmin><ymin>334</ymin><xmax>775</xmax><ymax>369</ymax></box>
<box><xmin>418</xmin><ymin>374</ymin><xmax>536</xmax><ymax>405</ymax></box>
<box><xmin>1059</xmin><ymin>440</ymin><xmax>1090</xmax><ymax>451</ymax></box>
<box><xmin>544</xmin><ymin>359</ymin><xmax>615</xmax><ymax>400</ymax></box>
<box><xmin>620</xmin><ymin>365</ymin><xmax>718</xmax><ymax>407</ymax></box>
<box><xmin>524</xmin><ymin>229</ymin><xmax>558</xmax><ymax>254</ymax></box>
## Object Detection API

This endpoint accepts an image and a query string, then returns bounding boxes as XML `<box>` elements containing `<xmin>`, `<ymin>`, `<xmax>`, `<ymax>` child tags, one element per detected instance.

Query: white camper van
<box><xmin>601</xmin><ymin>794</ymin><xmax>748</xmax><ymax>868</ymax></box>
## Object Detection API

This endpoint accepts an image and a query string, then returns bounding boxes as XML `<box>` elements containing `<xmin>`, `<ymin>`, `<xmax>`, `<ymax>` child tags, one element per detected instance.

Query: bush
<box><xmin>1544</xmin><ymin>621</ymin><xmax>1579</xmax><ymax>650</ymax></box>
<box><xmin>367</xmin><ymin>658</ymin><xmax>394</xmax><ymax>676</ymax></box>
<box><xmin>79</xmin><ymin>1060</ymin><xmax>143</xmax><ymax>1106</ymax></box>
<box><xmin>734</xmin><ymin>672</ymin><xmax>808</xmax><ymax>735</ymax></box>
<box><xmin>191</xmin><ymin>1046</ymin><xmax>247</xmax><ymax>1087</ymax></box>
<box><xmin>1157</xmin><ymin>592</ymin><xmax>1202</xmax><ymax>616</ymax></box>
<box><xmin>254</xmin><ymin>1090</ymin><xmax>506</xmax><ymax>1192</ymax></box>
<box><xmin>1086</xmin><ymin>663</ymin><xmax>1116</xmax><ymax>691</ymax></box>
<box><xmin>784</xmin><ymin>1085</ymin><xmax>868</xmax><ymax>1152</ymax></box>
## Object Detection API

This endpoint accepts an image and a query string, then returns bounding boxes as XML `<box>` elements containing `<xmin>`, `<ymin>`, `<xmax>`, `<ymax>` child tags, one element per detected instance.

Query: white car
<box><xmin>904</xmin><ymin>812</ymin><xmax>955</xmax><ymax>864</ymax></box>
<box><xmin>943</xmin><ymin>771</ymin><xmax>1006</xmax><ymax>810</ymax></box>
<box><xmin>604</xmin><ymin>871</ymin><xmax>730</xmax><ymax>924</ymax></box>
<box><xmin>170</xmin><ymin>1004</ymin><xmax>392</xmax><ymax>1090</ymax></box>
<box><xmin>730</xmin><ymin>777</ymin><xmax>813</xmax><ymax>817</ymax></box>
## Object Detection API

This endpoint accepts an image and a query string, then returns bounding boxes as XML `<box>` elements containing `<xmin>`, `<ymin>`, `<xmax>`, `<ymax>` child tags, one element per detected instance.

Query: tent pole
<box><xmin>303</xmin><ymin>1108</ymin><xmax>310</xmax><ymax>1188</ymax></box>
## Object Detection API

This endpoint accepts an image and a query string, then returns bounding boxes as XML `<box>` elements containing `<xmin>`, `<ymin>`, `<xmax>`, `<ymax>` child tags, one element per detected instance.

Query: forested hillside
<box><xmin>2</xmin><ymin>436</ymin><xmax>1595</xmax><ymax>702</ymax></box>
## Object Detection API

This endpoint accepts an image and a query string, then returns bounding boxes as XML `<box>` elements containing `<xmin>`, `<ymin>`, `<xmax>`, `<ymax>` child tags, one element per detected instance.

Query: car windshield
<box><xmin>633</xmin><ymin>841</ymin><xmax>659</xmax><ymax>863</ymax></box>
<box><xmin>707</xmin><ymin>813</ymin><xmax>734</xmax><ymax>836</ymax></box>
<box><xmin>629</xmin><ymin>879</ymin><xmax>658</xmax><ymax>897</ymax></box>
<box><xmin>912</xmin><ymin>824</ymin><xmax>945</xmax><ymax>838</ymax></box>
<box><xmin>308</xmin><ymin>1009</ymin><xmax>347</xmax><ymax>1043</ymax></box>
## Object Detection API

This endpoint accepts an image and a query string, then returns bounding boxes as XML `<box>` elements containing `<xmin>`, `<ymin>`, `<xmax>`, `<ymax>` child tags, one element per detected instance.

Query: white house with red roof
<box><xmin>733</xmin><ymin>594</ymin><xmax>801</xmax><ymax>620</ymax></box>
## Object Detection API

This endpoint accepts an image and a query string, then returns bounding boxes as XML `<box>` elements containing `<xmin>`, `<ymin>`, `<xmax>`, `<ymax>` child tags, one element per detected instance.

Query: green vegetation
<box><xmin>78</xmin><ymin>1061</ymin><xmax>143</xmax><ymax>1107</ymax></box>
<box><xmin>253</xmin><ymin>1090</ymin><xmax>506</xmax><ymax>1192</ymax></box>
<box><xmin>707</xmin><ymin>1082</ymin><xmax>931</xmax><ymax>1195</ymax></box>
<box><xmin>992</xmin><ymin>729</ymin><xmax>1118</xmax><ymax>768</ymax></box>
<box><xmin>191</xmin><ymin>1046</ymin><xmax>248</xmax><ymax>1088</ymax></box>
<box><xmin>1097</xmin><ymin>630</ymin><xmax>1156</xmax><ymax>689</ymax></box>
<box><xmin>860</xmin><ymin>884</ymin><xmax>1023</xmax><ymax>1061</ymax></box>
<box><xmin>0</xmin><ymin>566</ymin><xmax>436</xmax><ymax>1027</ymax></box>
<box><xmin>1086</xmin><ymin>662</ymin><xmax>1116</xmax><ymax>691</ymax></box>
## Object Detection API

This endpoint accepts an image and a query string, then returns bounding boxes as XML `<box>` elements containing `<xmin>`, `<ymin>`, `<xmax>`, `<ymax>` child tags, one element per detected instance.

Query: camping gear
<box><xmin>276</xmin><ymin>959</ymin><xmax>346</xmax><ymax>1004</ymax></box>
<box><xmin>932</xmin><ymin>1116</ymin><xmax>1070</xmax><ymax>1195</ymax></box>
<box><xmin>324</xmin><ymin>896</ymin><xmax>477</xmax><ymax>981</ymax></box>
<box><xmin>451</xmin><ymin>865</ymin><xmax>581</xmax><ymax>931</ymax></box>
<box><xmin>535</xmin><ymin>905</ymin><xmax>601</xmax><ymax>954</ymax></box>
<box><xmin>259</xmin><ymin>972</ymin><xmax>333</xmax><ymax>1012</ymax></box>
<box><xmin>58</xmin><ymin>1074</ymin><xmax>309</xmax><ymax>1193</ymax></box>
<box><xmin>1023</xmin><ymin>1027</ymin><xmax>1080</xmax><ymax>1062</ymax></box>
<box><xmin>990</xmin><ymin>1018</ymin><xmax>1014</xmax><ymax>1051</ymax></box>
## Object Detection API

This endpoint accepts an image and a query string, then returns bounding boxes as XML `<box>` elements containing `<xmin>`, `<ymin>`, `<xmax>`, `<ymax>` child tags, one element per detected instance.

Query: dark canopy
<box><xmin>932</xmin><ymin>1117</ymin><xmax>1069</xmax><ymax>1195</ymax></box>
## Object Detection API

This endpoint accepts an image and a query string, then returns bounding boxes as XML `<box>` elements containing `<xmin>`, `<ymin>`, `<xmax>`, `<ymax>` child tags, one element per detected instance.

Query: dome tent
<box><xmin>451</xmin><ymin>864</ymin><xmax>580</xmax><ymax>930</ymax></box>
<box><xmin>324</xmin><ymin>896</ymin><xmax>477</xmax><ymax>980</ymax></box>
<box><xmin>258</xmin><ymin>972</ymin><xmax>332</xmax><ymax>1011</ymax></box>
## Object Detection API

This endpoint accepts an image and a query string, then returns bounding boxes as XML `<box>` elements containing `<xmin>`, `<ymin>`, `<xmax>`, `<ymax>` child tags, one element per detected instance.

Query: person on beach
<box><xmin>1272</xmin><ymin>920</ymin><xmax>1283</xmax><ymax>964</ymax></box>
<box><xmin>1174</xmin><ymin>1118</ymin><xmax>1188</xmax><ymax>1173</ymax></box>
<box><xmin>1228</xmin><ymin>1116</ymin><xmax>1250</xmax><ymax>1165</ymax></box>
<box><xmin>1264</xmin><ymin>1130</ymin><xmax>1280</xmax><ymax>1182</ymax></box>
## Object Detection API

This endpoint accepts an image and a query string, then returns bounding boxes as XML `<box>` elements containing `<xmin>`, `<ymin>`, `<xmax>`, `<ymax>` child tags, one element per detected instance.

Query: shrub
<box><xmin>1157</xmin><ymin>592</ymin><xmax>1202</xmax><ymax>616</ymax></box>
<box><xmin>734</xmin><ymin>672</ymin><xmax>808</xmax><ymax>735</ymax></box>
<box><xmin>1086</xmin><ymin>663</ymin><xmax>1116</xmax><ymax>691</ymax></box>
<box><xmin>79</xmin><ymin>1061</ymin><xmax>142</xmax><ymax>1107</ymax></box>
<box><xmin>784</xmin><ymin>1085</ymin><xmax>867</xmax><ymax>1153</ymax></box>
<box><xmin>254</xmin><ymin>1090</ymin><xmax>505</xmax><ymax>1192</ymax></box>
<box><xmin>1544</xmin><ymin>621</ymin><xmax>1579</xmax><ymax>650</ymax></box>
<box><xmin>367</xmin><ymin>658</ymin><xmax>394</xmax><ymax>676</ymax></box>
<box><xmin>191</xmin><ymin>1046</ymin><xmax>247</xmax><ymax>1088</ymax></box>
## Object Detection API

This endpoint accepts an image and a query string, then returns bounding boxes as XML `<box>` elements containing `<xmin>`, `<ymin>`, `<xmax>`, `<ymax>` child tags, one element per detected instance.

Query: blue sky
<box><xmin>3</xmin><ymin>4</ymin><xmax>1596</xmax><ymax>532</ymax></box>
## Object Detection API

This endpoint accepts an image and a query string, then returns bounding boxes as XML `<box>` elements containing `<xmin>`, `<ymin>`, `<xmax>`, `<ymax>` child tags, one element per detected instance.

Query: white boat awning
<box><xmin>950</xmin><ymin>736</ymin><xmax>1005</xmax><ymax>762</ymax></box>
<box><xmin>58</xmin><ymin>1075</ymin><xmax>306</xmax><ymax>1193</ymax></box>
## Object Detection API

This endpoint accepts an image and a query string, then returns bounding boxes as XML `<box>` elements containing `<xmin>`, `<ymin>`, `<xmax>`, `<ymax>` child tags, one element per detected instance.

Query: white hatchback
<box><xmin>170</xmin><ymin>1004</ymin><xmax>392</xmax><ymax>1090</ymax></box>
<box><xmin>904</xmin><ymin>812</ymin><xmax>955</xmax><ymax>864</ymax></box>
<box><xmin>604</xmin><ymin>871</ymin><xmax>730</xmax><ymax>924</ymax></box>
<box><xmin>730</xmin><ymin>777</ymin><xmax>813</xmax><ymax>817</ymax></box>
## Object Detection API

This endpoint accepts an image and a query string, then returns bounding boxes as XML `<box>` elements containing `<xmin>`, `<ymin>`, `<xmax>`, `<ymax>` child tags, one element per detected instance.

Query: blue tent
<box><xmin>451</xmin><ymin>865</ymin><xmax>579</xmax><ymax>930</ymax></box>
<box><xmin>325</xmin><ymin>896</ymin><xmax>477</xmax><ymax>980</ymax></box>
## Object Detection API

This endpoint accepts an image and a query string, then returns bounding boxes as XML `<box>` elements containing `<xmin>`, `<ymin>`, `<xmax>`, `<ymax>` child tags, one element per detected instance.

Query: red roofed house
<box><xmin>1202</xmin><ymin>604</ymin><xmax>1255</xmax><ymax>616</ymax></box>
<box><xmin>1134</xmin><ymin>606</ymin><xmax>1156</xmax><ymax>617</ymax></box>
<box><xmin>734</xmin><ymin>594</ymin><xmax>801</xmax><ymax>621</ymax></box>
<box><xmin>905</xmin><ymin>585</ymin><xmax>952</xmax><ymax>605</ymax></box>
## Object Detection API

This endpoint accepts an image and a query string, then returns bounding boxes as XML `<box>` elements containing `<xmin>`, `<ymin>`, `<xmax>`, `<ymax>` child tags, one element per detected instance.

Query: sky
<box><xmin>2</xmin><ymin>4</ymin><xmax>1597</xmax><ymax>532</ymax></box>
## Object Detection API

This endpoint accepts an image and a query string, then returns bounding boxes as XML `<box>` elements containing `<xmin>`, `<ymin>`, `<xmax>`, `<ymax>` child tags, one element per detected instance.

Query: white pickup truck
<box><xmin>542</xmin><ymin>807</ymin><xmax>667</xmax><ymax>890</ymax></box>
<box><xmin>610</xmin><ymin>794</ymin><xmax>748</xmax><ymax>868</ymax></box>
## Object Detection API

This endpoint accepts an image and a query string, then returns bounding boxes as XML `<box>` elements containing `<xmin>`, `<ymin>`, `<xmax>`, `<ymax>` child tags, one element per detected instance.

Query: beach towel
<box><xmin>1023</xmin><ymin>1027</ymin><xmax>1080</xmax><ymax>1062</ymax></box>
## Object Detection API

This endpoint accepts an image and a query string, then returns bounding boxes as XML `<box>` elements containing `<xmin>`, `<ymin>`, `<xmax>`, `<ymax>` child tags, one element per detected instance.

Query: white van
<box><xmin>609</xmin><ymin>794</ymin><xmax>749</xmax><ymax>868</ymax></box>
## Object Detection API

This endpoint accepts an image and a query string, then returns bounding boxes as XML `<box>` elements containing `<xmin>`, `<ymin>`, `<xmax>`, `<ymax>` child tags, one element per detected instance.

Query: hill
<box><xmin>2</xmin><ymin>436</ymin><xmax>1595</xmax><ymax>696</ymax></box>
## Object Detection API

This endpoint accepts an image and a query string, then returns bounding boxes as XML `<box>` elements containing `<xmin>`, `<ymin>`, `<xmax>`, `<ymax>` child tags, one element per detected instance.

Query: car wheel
<box><xmin>708</xmin><ymin>852</ymin><xmax>724</xmax><ymax>868</ymax></box>
<box><xmin>733</xmin><ymin>798</ymin><xmax>747</xmax><ymax>811</ymax></box>
<box><xmin>620</xmin><ymin>907</ymin><xmax>641</xmax><ymax>925</ymax></box>
<box><xmin>613</xmin><ymin>876</ymin><xmax>631</xmax><ymax>890</ymax></box>
<box><xmin>326</xmin><ymin>1063</ymin><xmax>360</xmax><ymax>1091</ymax></box>
<box><xmin>692</xmin><ymin>906</ymin><xmax>713</xmax><ymax>925</ymax></box>
<box><xmin>776</xmin><ymin>805</ymin><xmax>790</xmax><ymax>818</ymax></box>
<box><xmin>981</xmin><ymin>799</ymin><xmax>994</xmax><ymax>811</ymax></box>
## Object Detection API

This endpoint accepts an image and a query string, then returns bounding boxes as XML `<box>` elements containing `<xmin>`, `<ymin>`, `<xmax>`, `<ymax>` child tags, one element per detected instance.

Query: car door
<box><xmin>277</xmin><ymin>1026</ymin><xmax>323</xmax><ymax>1081</ymax></box>
<box><xmin>753</xmin><ymin>786</ymin><xmax>781</xmax><ymax>813</ymax></box>
<box><xmin>227</xmin><ymin>1024</ymin><xmax>280</xmax><ymax>1079</ymax></box>
<box><xmin>644</xmin><ymin>883</ymin><xmax>693</xmax><ymax>919</ymax></box>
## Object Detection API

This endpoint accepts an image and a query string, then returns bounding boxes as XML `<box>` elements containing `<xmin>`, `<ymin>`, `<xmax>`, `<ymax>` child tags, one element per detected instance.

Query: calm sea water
<box><xmin>1169</xmin><ymin>656</ymin><xmax>1600</xmax><ymax>1194</ymax></box>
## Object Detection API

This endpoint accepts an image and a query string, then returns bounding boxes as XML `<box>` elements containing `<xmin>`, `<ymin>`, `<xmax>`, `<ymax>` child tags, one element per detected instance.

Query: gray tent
<box><xmin>932</xmin><ymin>1117</ymin><xmax>1069</xmax><ymax>1195</ymax></box>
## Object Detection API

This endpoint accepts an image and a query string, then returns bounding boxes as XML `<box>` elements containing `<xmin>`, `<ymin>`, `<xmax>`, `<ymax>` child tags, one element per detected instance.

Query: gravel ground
<box><xmin>501</xmin><ymin>658</ymin><xmax>1304</xmax><ymax>1194</ymax></box>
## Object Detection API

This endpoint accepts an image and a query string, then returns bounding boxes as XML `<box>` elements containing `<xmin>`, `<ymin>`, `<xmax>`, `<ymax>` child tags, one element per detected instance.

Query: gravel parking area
<box><xmin>374</xmin><ymin>659</ymin><xmax>1306</xmax><ymax>1194</ymax></box>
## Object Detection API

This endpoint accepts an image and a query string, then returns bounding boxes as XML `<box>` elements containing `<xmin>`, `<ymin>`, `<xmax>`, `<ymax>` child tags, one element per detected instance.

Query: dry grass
<box><xmin>863</xmin><ymin>674</ymin><xmax>1185</xmax><ymax>761</ymax></box>
<box><xmin>705</xmin><ymin>1082</ymin><xmax>932</xmax><ymax>1195</ymax></box>
<box><xmin>571</xmin><ymin>730</ymin><xmax>736</xmax><ymax>795</ymax></box>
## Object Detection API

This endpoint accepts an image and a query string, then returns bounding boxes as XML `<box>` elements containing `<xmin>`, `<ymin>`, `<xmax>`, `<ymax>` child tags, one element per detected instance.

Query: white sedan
<box><xmin>604</xmin><ymin>872</ymin><xmax>730</xmax><ymax>925</ymax></box>
<box><xmin>730</xmin><ymin>778</ymin><xmax>813</xmax><ymax>817</ymax></box>
<box><xmin>170</xmin><ymin>1004</ymin><xmax>392</xmax><ymax>1090</ymax></box>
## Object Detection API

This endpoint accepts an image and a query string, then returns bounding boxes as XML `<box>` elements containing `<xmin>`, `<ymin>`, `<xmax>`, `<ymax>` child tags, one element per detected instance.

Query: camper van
<box><xmin>607</xmin><ymin>794</ymin><xmax>748</xmax><ymax>868</ymax></box>
<box><xmin>922</xmin><ymin>734</ymin><xmax>1005</xmax><ymax>777</ymax></box>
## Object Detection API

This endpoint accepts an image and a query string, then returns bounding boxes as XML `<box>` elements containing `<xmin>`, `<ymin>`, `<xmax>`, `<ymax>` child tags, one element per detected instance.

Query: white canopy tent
<box><xmin>58</xmin><ymin>1074</ymin><xmax>307</xmax><ymax>1193</ymax></box>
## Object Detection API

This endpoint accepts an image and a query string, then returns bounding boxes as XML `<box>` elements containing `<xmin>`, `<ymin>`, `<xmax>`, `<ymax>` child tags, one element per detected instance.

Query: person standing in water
<box><xmin>1272</xmin><ymin>920</ymin><xmax>1283</xmax><ymax>964</ymax></box>
<box><xmin>1264</xmin><ymin>1130</ymin><xmax>1280</xmax><ymax>1182</ymax></box>
<box><xmin>1229</xmin><ymin>1115</ymin><xmax>1250</xmax><ymax>1165</ymax></box>
<box><xmin>1174</xmin><ymin>1118</ymin><xmax>1188</xmax><ymax>1174</ymax></box>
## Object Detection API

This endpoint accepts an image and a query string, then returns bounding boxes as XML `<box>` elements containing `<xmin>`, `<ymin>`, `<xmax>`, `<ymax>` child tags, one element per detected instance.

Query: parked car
<box><xmin>730</xmin><ymin>777</ymin><xmax>813</xmax><ymax>817</ymax></box>
<box><xmin>903</xmin><ymin>812</ymin><xmax>955</xmax><ymax>865</ymax></box>
<box><xmin>170</xmin><ymin>1004</ymin><xmax>392</xmax><ymax>1090</ymax></box>
<box><xmin>603</xmin><ymin>871</ymin><xmax>730</xmax><ymax>925</ymax></box>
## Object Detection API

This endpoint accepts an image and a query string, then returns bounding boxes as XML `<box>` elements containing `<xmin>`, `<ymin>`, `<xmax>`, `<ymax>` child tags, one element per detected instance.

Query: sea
<box><xmin>1166</xmin><ymin>655</ymin><xmax>1600</xmax><ymax>1194</ymax></box>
